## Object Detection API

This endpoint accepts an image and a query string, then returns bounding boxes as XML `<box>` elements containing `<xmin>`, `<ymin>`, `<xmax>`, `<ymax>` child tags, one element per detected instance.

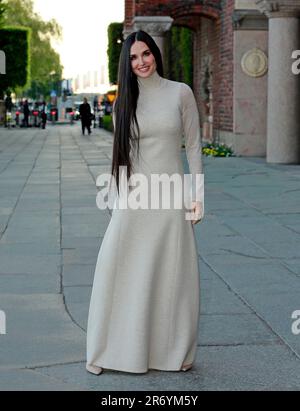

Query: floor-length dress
<box><xmin>86</xmin><ymin>69</ymin><xmax>204</xmax><ymax>373</ymax></box>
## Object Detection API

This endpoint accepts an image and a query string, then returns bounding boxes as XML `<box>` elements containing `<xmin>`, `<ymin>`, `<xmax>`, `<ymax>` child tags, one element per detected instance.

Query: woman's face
<box><xmin>130</xmin><ymin>41</ymin><xmax>157</xmax><ymax>78</ymax></box>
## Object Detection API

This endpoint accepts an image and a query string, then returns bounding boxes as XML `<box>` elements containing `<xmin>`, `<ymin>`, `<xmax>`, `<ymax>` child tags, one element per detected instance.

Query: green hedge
<box><xmin>164</xmin><ymin>26</ymin><xmax>193</xmax><ymax>87</ymax></box>
<box><xmin>107</xmin><ymin>22</ymin><xmax>123</xmax><ymax>85</ymax></box>
<box><xmin>0</xmin><ymin>26</ymin><xmax>30</xmax><ymax>95</ymax></box>
<box><xmin>103</xmin><ymin>114</ymin><xmax>113</xmax><ymax>133</ymax></box>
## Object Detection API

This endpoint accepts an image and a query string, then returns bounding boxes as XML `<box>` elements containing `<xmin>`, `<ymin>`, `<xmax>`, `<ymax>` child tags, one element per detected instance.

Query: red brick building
<box><xmin>123</xmin><ymin>0</ymin><xmax>300</xmax><ymax>164</ymax></box>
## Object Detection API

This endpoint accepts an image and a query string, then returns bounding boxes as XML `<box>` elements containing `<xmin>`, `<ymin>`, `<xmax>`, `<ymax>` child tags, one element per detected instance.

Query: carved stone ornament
<box><xmin>255</xmin><ymin>0</ymin><xmax>300</xmax><ymax>18</ymax></box>
<box><xmin>132</xmin><ymin>16</ymin><xmax>173</xmax><ymax>36</ymax></box>
<box><xmin>241</xmin><ymin>48</ymin><xmax>268</xmax><ymax>77</ymax></box>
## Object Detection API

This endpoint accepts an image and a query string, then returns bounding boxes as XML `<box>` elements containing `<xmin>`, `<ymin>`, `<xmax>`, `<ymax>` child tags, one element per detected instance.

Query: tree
<box><xmin>3</xmin><ymin>0</ymin><xmax>63</xmax><ymax>98</ymax></box>
<box><xmin>0</xmin><ymin>0</ymin><xmax>5</xmax><ymax>27</ymax></box>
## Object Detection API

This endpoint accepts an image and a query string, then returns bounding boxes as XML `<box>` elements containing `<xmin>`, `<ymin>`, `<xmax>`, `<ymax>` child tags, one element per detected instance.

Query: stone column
<box><xmin>123</xmin><ymin>16</ymin><xmax>173</xmax><ymax>64</ymax></box>
<box><xmin>256</xmin><ymin>0</ymin><xmax>300</xmax><ymax>164</ymax></box>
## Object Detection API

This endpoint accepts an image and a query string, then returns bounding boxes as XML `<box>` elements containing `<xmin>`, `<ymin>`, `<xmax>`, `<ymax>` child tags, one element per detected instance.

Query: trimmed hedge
<box><xmin>164</xmin><ymin>26</ymin><xmax>193</xmax><ymax>87</ymax></box>
<box><xmin>0</xmin><ymin>26</ymin><xmax>30</xmax><ymax>94</ymax></box>
<box><xmin>107</xmin><ymin>22</ymin><xmax>123</xmax><ymax>85</ymax></box>
<box><xmin>103</xmin><ymin>114</ymin><xmax>113</xmax><ymax>133</ymax></box>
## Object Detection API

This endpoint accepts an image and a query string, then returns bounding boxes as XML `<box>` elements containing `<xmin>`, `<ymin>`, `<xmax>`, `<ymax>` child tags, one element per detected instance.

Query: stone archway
<box><xmin>170</xmin><ymin>2</ymin><xmax>220</xmax><ymax>29</ymax></box>
<box><xmin>168</xmin><ymin>4</ymin><xmax>220</xmax><ymax>143</ymax></box>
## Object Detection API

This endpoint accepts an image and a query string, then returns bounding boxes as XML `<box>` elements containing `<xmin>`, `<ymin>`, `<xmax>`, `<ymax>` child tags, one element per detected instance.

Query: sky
<box><xmin>33</xmin><ymin>0</ymin><xmax>124</xmax><ymax>79</ymax></box>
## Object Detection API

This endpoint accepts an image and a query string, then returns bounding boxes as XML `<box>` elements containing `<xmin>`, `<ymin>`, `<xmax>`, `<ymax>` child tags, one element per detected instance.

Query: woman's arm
<box><xmin>180</xmin><ymin>82</ymin><xmax>204</xmax><ymax>222</ymax></box>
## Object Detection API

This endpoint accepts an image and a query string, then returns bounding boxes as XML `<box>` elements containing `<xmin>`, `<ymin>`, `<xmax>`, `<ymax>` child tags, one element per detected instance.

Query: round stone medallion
<box><xmin>241</xmin><ymin>48</ymin><xmax>268</xmax><ymax>77</ymax></box>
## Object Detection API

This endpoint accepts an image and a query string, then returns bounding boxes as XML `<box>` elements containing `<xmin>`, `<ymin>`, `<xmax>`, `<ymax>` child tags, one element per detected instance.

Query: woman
<box><xmin>86</xmin><ymin>30</ymin><xmax>204</xmax><ymax>375</ymax></box>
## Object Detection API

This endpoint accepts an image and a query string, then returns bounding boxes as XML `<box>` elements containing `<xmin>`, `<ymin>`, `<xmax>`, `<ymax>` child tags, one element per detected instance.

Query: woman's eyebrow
<box><xmin>130</xmin><ymin>49</ymin><xmax>150</xmax><ymax>57</ymax></box>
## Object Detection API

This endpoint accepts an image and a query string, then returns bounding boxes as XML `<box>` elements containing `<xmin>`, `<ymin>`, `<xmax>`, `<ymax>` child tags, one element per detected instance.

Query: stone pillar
<box><xmin>123</xmin><ymin>16</ymin><xmax>173</xmax><ymax>64</ymax></box>
<box><xmin>256</xmin><ymin>0</ymin><xmax>300</xmax><ymax>164</ymax></box>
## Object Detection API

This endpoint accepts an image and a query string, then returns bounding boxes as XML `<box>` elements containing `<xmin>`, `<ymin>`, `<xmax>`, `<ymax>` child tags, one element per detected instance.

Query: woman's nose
<box><xmin>138</xmin><ymin>56</ymin><xmax>145</xmax><ymax>66</ymax></box>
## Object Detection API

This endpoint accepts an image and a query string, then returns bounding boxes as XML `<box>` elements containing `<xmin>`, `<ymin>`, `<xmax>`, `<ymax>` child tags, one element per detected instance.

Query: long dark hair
<box><xmin>111</xmin><ymin>30</ymin><xmax>164</xmax><ymax>196</ymax></box>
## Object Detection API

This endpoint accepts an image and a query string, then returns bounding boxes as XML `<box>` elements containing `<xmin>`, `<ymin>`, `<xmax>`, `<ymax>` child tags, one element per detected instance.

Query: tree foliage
<box><xmin>2</xmin><ymin>0</ymin><xmax>63</xmax><ymax>98</ymax></box>
<box><xmin>0</xmin><ymin>0</ymin><xmax>5</xmax><ymax>27</ymax></box>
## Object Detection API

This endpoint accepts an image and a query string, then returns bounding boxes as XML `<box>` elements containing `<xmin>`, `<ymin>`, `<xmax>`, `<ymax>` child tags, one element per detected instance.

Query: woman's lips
<box><xmin>139</xmin><ymin>67</ymin><xmax>149</xmax><ymax>72</ymax></box>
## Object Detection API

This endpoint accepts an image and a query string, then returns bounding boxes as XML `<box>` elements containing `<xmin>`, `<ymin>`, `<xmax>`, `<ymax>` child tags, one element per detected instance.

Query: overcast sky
<box><xmin>33</xmin><ymin>0</ymin><xmax>124</xmax><ymax>78</ymax></box>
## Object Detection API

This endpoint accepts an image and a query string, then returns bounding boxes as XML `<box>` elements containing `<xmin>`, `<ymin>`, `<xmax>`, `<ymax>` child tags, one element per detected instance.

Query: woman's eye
<box><xmin>130</xmin><ymin>51</ymin><xmax>150</xmax><ymax>60</ymax></box>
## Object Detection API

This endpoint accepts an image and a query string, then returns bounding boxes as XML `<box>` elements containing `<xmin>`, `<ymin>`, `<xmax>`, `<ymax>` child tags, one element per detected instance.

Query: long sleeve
<box><xmin>180</xmin><ymin>83</ymin><xmax>204</xmax><ymax>212</ymax></box>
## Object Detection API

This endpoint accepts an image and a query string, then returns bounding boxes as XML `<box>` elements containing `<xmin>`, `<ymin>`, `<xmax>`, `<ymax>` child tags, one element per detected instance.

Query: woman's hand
<box><xmin>191</xmin><ymin>201</ymin><xmax>203</xmax><ymax>225</ymax></box>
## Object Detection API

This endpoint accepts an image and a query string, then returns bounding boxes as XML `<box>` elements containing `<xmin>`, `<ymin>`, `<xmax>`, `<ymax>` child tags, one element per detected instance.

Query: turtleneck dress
<box><xmin>86</xmin><ymin>69</ymin><xmax>204</xmax><ymax>373</ymax></box>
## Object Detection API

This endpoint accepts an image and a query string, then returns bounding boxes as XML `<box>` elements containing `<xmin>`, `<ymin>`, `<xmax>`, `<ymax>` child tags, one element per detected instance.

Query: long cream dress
<box><xmin>86</xmin><ymin>69</ymin><xmax>204</xmax><ymax>373</ymax></box>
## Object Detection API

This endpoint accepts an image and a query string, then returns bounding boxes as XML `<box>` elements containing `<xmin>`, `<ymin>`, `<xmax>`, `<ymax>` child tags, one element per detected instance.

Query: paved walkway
<box><xmin>0</xmin><ymin>124</ymin><xmax>300</xmax><ymax>391</ymax></box>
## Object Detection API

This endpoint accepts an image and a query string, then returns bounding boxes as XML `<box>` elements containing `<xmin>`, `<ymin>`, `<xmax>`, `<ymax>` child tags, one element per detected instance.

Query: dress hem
<box><xmin>86</xmin><ymin>361</ymin><xmax>191</xmax><ymax>374</ymax></box>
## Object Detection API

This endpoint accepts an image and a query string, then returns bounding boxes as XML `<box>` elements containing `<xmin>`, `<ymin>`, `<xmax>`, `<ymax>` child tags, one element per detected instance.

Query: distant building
<box><xmin>71</xmin><ymin>66</ymin><xmax>111</xmax><ymax>94</ymax></box>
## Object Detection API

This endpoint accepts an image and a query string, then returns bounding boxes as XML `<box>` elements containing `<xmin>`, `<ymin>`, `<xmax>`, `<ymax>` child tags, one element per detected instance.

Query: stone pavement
<box><xmin>0</xmin><ymin>124</ymin><xmax>300</xmax><ymax>391</ymax></box>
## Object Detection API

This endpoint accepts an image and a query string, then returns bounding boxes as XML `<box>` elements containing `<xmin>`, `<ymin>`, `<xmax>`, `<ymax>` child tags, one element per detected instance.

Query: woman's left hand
<box><xmin>191</xmin><ymin>201</ymin><xmax>203</xmax><ymax>225</ymax></box>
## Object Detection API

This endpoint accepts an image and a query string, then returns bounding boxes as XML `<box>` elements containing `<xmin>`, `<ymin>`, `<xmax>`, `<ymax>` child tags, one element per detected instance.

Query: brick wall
<box><xmin>125</xmin><ymin>0</ymin><xmax>135</xmax><ymax>30</ymax></box>
<box><xmin>135</xmin><ymin>0</ymin><xmax>171</xmax><ymax>16</ymax></box>
<box><xmin>217</xmin><ymin>0</ymin><xmax>234</xmax><ymax>132</ymax></box>
<box><xmin>134</xmin><ymin>0</ymin><xmax>221</xmax><ymax>19</ymax></box>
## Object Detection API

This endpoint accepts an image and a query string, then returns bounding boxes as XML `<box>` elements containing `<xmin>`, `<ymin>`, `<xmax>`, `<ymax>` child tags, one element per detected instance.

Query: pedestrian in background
<box><xmin>79</xmin><ymin>97</ymin><xmax>92</xmax><ymax>135</ymax></box>
<box><xmin>41</xmin><ymin>101</ymin><xmax>47</xmax><ymax>130</ymax></box>
<box><xmin>23</xmin><ymin>100</ymin><xmax>30</xmax><ymax>128</ymax></box>
<box><xmin>4</xmin><ymin>91</ymin><xmax>13</xmax><ymax>128</ymax></box>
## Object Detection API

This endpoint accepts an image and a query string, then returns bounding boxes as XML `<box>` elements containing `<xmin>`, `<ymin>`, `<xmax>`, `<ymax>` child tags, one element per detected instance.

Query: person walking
<box><xmin>86</xmin><ymin>30</ymin><xmax>204</xmax><ymax>375</ymax></box>
<box><xmin>79</xmin><ymin>97</ymin><xmax>92</xmax><ymax>135</ymax></box>
<box><xmin>4</xmin><ymin>91</ymin><xmax>13</xmax><ymax>128</ymax></box>
<box><xmin>40</xmin><ymin>101</ymin><xmax>47</xmax><ymax>129</ymax></box>
<box><xmin>23</xmin><ymin>100</ymin><xmax>30</xmax><ymax>128</ymax></box>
